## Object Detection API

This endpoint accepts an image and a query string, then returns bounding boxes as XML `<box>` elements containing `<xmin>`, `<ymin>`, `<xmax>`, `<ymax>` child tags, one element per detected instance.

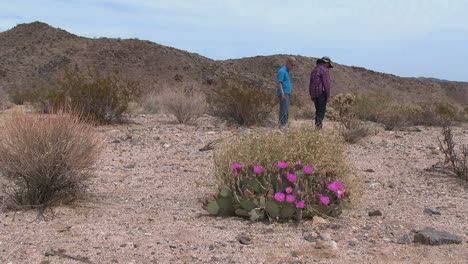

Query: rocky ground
<box><xmin>0</xmin><ymin>113</ymin><xmax>467</xmax><ymax>264</ymax></box>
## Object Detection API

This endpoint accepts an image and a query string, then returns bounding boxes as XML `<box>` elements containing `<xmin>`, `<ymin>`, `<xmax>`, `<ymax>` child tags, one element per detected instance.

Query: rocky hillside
<box><xmin>0</xmin><ymin>22</ymin><xmax>467</xmax><ymax>105</ymax></box>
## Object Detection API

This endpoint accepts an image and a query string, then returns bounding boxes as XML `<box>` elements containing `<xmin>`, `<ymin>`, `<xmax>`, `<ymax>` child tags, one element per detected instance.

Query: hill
<box><xmin>0</xmin><ymin>22</ymin><xmax>466</xmax><ymax>106</ymax></box>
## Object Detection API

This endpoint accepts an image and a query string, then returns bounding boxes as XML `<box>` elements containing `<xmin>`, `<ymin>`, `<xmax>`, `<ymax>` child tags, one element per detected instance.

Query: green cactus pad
<box><xmin>240</xmin><ymin>199</ymin><xmax>257</xmax><ymax>211</ymax></box>
<box><xmin>217</xmin><ymin>197</ymin><xmax>233</xmax><ymax>209</ymax></box>
<box><xmin>280</xmin><ymin>205</ymin><xmax>296</xmax><ymax>219</ymax></box>
<box><xmin>220</xmin><ymin>186</ymin><xmax>233</xmax><ymax>198</ymax></box>
<box><xmin>235</xmin><ymin>209</ymin><xmax>250</xmax><ymax>217</ymax></box>
<box><xmin>265</xmin><ymin>200</ymin><xmax>280</xmax><ymax>219</ymax></box>
<box><xmin>249</xmin><ymin>208</ymin><xmax>265</xmax><ymax>221</ymax></box>
<box><xmin>206</xmin><ymin>201</ymin><xmax>220</xmax><ymax>215</ymax></box>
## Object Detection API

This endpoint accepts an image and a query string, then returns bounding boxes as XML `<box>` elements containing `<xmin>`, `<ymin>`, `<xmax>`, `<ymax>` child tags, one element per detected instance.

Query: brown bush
<box><xmin>0</xmin><ymin>112</ymin><xmax>102</xmax><ymax>210</ymax></box>
<box><xmin>438</xmin><ymin>124</ymin><xmax>467</xmax><ymax>181</ymax></box>
<box><xmin>159</xmin><ymin>86</ymin><xmax>206</xmax><ymax>124</ymax></box>
<box><xmin>207</xmin><ymin>73</ymin><xmax>277</xmax><ymax>126</ymax></box>
<box><xmin>332</xmin><ymin>93</ymin><xmax>371</xmax><ymax>143</ymax></box>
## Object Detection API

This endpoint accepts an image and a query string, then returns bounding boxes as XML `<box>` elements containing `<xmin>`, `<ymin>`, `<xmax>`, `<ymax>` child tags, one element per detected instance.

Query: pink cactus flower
<box><xmin>333</xmin><ymin>181</ymin><xmax>344</xmax><ymax>190</ymax></box>
<box><xmin>327</xmin><ymin>183</ymin><xmax>338</xmax><ymax>192</ymax></box>
<box><xmin>296</xmin><ymin>190</ymin><xmax>302</xmax><ymax>196</ymax></box>
<box><xmin>274</xmin><ymin>192</ymin><xmax>285</xmax><ymax>202</ymax></box>
<box><xmin>286</xmin><ymin>195</ymin><xmax>296</xmax><ymax>203</ymax></box>
<box><xmin>253</xmin><ymin>166</ymin><xmax>263</xmax><ymax>174</ymax></box>
<box><xmin>277</xmin><ymin>162</ymin><xmax>288</xmax><ymax>169</ymax></box>
<box><xmin>296</xmin><ymin>200</ymin><xmax>305</xmax><ymax>208</ymax></box>
<box><xmin>230</xmin><ymin>164</ymin><xmax>242</xmax><ymax>170</ymax></box>
<box><xmin>285</xmin><ymin>187</ymin><xmax>293</xmax><ymax>194</ymax></box>
<box><xmin>287</xmin><ymin>174</ymin><xmax>296</xmax><ymax>183</ymax></box>
<box><xmin>303</xmin><ymin>167</ymin><xmax>314</xmax><ymax>174</ymax></box>
<box><xmin>337</xmin><ymin>190</ymin><xmax>344</xmax><ymax>199</ymax></box>
<box><xmin>319</xmin><ymin>195</ymin><xmax>330</xmax><ymax>205</ymax></box>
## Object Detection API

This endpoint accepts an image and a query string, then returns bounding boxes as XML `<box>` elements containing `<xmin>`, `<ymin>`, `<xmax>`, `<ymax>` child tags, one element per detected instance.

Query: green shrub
<box><xmin>159</xmin><ymin>86</ymin><xmax>206</xmax><ymax>124</ymax></box>
<box><xmin>0</xmin><ymin>112</ymin><xmax>102</xmax><ymax>210</ymax></box>
<box><xmin>207</xmin><ymin>73</ymin><xmax>277</xmax><ymax>126</ymax></box>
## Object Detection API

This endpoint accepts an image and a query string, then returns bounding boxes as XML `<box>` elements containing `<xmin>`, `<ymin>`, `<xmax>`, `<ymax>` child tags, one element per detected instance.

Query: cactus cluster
<box><xmin>203</xmin><ymin>162</ymin><xmax>349</xmax><ymax>222</ymax></box>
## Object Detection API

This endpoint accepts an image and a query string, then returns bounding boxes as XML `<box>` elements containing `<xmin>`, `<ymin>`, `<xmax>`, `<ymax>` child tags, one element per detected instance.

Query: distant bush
<box><xmin>207</xmin><ymin>73</ymin><xmax>277</xmax><ymax>126</ymax></box>
<box><xmin>332</xmin><ymin>93</ymin><xmax>372</xmax><ymax>143</ymax></box>
<box><xmin>159</xmin><ymin>86</ymin><xmax>206</xmax><ymax>124</ymax></box>
<box><xmin>212</xmin><ymin>126</ymin><xmax>352</xmax><ymax>218</ymax></box>
<box><xmin>0</xmin><ymin>112</ymin><xmax>102</xmax><ymax>210</ymax></box>
<box><xmin>141</xmin><ymin>92</ymin><xmax>161</xmax><ymax>114</ymax></box>
<box><xmin>438</xmin><ymin>124</ymin><xmax>467</xmax><ymax>181</ymax></box>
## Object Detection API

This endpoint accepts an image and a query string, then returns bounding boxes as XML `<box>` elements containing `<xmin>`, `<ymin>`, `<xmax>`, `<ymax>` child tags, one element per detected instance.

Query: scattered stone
<box><xmin>315</xmin><ymin>240</ymin><xmax>338</xmax><ymax>250</ymax></box>
<box><xmin>304</xmin><ymin>234</ymin><xmax>318</xmax><ymax>243</ymax></box>
<box><xmin>124</xmin><ymin>163</ymin><xmax>136</xmax><ymax>169</ymax></box>
<box><xmin>111</xmin><ymin>139</ymin><xmax>121</xmax><ymax>144</ymax></box>
<box><xmin>364</xmin><ymin>169</ymin><xmax>375</xmax><ymax>173</ymax></box>
<box><xmin>404</xmin><ymin>127</ymin><xmax>422</xmax><ymax>132</ymax></box>
<box><xmin>414</xmin><ymin>228</ymin><xmax>463</xmax><ymax>245</ymax></box>
<box><xmin>348</xmin><ymin>239</ymin><xmax>357</xmax><ymax>246</ymax></box>
<box><xmin>207</xmin><ymin>131</ymin><xmax>216</xmax><ymax>135</ymax></box>
<box><xmin>208</xmin><ymin>245</ymin><xmax>215</xmax><ymax>251</ymax></box>
<box><xmin>362</xmin><ymin>226</ymin><xmax>372</xmax><ymax>231</ymax></box>
<box><xmin>291</xmin><ymin>251</ymin><xmax>299</xmax><ymax>258</ymax></box>
<box><xmin>368</xmin><ymin>210</ymin><xmax>382</xmax><ymax>217</ymax></box>
<box><xmin>312</xmin><ymin>216</ymin><xmax>328</xmax><ymax>227</ymax></box>
<box><xmin>397</xmin><ymin>234</ymin><xmax>412</xmax><ymax>244</ymax></box>
<box><xmin>169</xmin><ymin>245</ymin><xmax>177</xmax><ymax>249</ymax></box>
<box><xmin>423</xmin><ymin>208</ymin><xmax>441</xmax><ymax>216</ymax></box>
<box><xmin>238</xmin><ymin>236</ymin><xmax>251</xmax><ymax>245</ymax></box>
<box><xmin>163</xmin><ymin>143</ymin><xmax>171</xmax><ymax>149</ymax></box>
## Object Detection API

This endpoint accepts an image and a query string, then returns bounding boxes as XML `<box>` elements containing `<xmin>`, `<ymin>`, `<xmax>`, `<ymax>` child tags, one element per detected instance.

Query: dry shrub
<box><xmin>332</xmin><ymin>93</ymin><xmax>371</xmax><ymax>143</ymax></box>
<box><xmin>141</xmin><ymin>92</ymin><xmax>161</xmax><ymax>114</ymax></box>
<box><xmin>159</xmin><ymin>86</ymin><xmax>206</xmax><ymax>124</ymax></box>
<box><xmin>208</xmin><ymin>73</ymin><xmax>277</xmax><ymax>126</ymax></box>
<box><xmin>438</xmin><ymin>124</ymin><xmax>467</xmax><ymax>181</ymax></box>
<box><xmin>0</xmin><ymin>112</ymin><xmax>102</xmax><ymax>210</ymax></box>
<box><xmin>214</xmin><ymin>126</ymin><xmax>351</xmax><ymax>189</ymax></box>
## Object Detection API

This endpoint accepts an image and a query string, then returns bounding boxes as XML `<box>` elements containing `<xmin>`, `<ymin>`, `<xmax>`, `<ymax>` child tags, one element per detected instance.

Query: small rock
<box><xmin>207</xmin><ymin>131</ymin><xmax>216</xmax><ymax>135</ymax></box>
<box><xmin>368</xmin><ymin>210</ymin><xmax>382</xmax><ymax>217</ymax></box>
<box><xmin>124</xmin><ymin>163</ymin><xmax>136</xmax><ymax>169</ymax></box>
<box><xmin>112</xmin><ymin>139</ymin><xmax>121</xmax><ymax>143</ymax></box>
<box><xmin>423</xmin><ymin>208</ymin><xmax>441</xmax><ymax>216</ymax></box>
<box><xmin>209</xmin><ymin>245</ymin><xmax>215</xmax><ymax>251</ymax></box>
<box><xmin>364</xmin><ymin>169</ymin><xmax>375</xmax><ymax>173</ymax></box>
<box><xmin>238</xmin><ymin>236</ymin><xmax>251</xmax><ymax>245</ymax></box>
<box><xmin>348</xmin><ymin>239</ymin><xmax>357</xmax><ymax>246</ymax></box>
<box><xmin>397</xmin><ymin>234</ymin><xmax>412</xmax><ymax>244</ymax></box>
<box><xmin>315</xmin><ymin>240</ymin><xmax>338</xmax><ymax>250</ymax></box>
<box><xmin>163</xmin><ymin>143</ymin><xmax>171</xmax><ymax>149</ymax></box>
<box><xmin>312</xmin><ymin>216</ymin><xmax>328</xmax><ymax>226</ymax></box>
<box><xmin>169</xmin><ymin>245</ymin><xmax>177</xmax><ymax>249</ymax></box>
<box><xmin>414</xmin><ymin>228</ymin><xmax>463</xmax><ymax>245</ymax></box>
<box><xmin>291</xmin><ymin>251</ymin><xmax>299</xmax><ymax>258</ymax></box>
<box><xmin>304</xmin><ymin>234</ymin><xmax>318</xmax><ymax>243</ymax></box>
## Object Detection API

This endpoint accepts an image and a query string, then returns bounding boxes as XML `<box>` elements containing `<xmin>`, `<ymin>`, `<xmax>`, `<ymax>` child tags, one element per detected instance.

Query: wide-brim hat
<box><xmin>317</xmin><ymin>56</ymin><xmax>333</xmax><ymax>68</ymax></box>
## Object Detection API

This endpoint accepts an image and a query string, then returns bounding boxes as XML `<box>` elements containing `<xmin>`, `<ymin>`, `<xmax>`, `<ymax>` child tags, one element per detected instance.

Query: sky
<box><xmin>1</xmin><ymin>0</ymin><xmax>468</xmax><ymax>82</ymax></box>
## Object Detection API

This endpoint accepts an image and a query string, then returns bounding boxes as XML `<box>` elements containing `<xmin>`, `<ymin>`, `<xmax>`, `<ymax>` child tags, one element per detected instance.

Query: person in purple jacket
<box><xmin>309</xmin><ymin>56</ymin><xmax>333</xmax><ymax>129</ymax></box>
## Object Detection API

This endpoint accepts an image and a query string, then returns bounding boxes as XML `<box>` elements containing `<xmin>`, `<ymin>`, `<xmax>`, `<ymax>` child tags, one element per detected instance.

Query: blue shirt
<box><xmin>276</xmin><ymin>66</ymin><xmax>291</xmax><ymax>96</ymax></box>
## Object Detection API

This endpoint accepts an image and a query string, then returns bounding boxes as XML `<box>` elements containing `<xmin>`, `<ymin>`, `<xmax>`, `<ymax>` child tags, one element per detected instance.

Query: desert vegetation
<box><xmin>0</xmin><ymin>111</ymin><xmax>102</xmax><ymax>211</ymax></box>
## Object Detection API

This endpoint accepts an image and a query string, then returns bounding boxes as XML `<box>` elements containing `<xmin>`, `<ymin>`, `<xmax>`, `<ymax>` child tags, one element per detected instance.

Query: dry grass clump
<box><xmin>207</xmin><ymin>73</ymin><xmax>277</xmax><ymax>126</ymax></box>
<box><xmin>438</xmin><ymin>124</ymin><xmax>467</xmax><ymax>181</ymax></box>
<box><xmin>0</xmin><ymin>111</ymin><xmax>102</xmax><ymax>210</ymax></box>
<box><xmin>159</xmin><ymin>86</ymin><xmax>206</xmax><ymax>124</ymax></box>
<box><xmin>141</xmin><ymin>91</ymin><xmax>161</xmax><ymax>114</ymax></box>
<box><xmin>332</xmin><ymin>93</ymin><xmax>371</xmax><ymax>143</ymax></box>
<box><xmin>214</xmin><ymin>125</ymin><xmax>351</xmax><ymax>189</ymax></box>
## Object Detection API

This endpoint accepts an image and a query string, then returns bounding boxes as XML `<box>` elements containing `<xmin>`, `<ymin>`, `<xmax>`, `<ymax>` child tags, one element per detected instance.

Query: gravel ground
<box><xmin>1</xmin><ymin>114</ymin><xmax>467</xmax><ymax>264</ymax></box>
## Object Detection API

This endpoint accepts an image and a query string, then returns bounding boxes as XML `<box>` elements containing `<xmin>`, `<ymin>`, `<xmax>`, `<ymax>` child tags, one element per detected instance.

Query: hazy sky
<box><xmin>1</xmin><ymin>0</ymin><xmax>467</xmax><ymax>82</ymax></box>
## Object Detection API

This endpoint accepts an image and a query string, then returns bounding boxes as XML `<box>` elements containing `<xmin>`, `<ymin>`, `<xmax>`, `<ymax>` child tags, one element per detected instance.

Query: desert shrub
<box><xmin>22</xmin><ymin>67</ymin><xmax>142</xmax><ymax>123</ymax></box>
<box><xmin>333</xmin><ymin>93</ymin><xmax>371</xmax><ymax>143</ymax></box>
<box><xmin>0</xmin><ymin>112</ymin><xmax>102</xmax><ymax>210</ymax></box>
<box><xmin>142</xmin><ymin>92</ymin><xmax>161</xmax><ymax>114</ymax></box>
<box><xmin>214</xmin><ymin>126</ymin><xmax>350</xmax><ymax>189</ymax></box>
<box><xmin>207</xmin><ymin>73</ymin><xmax>277</xmax><ymax>126</ymax></box>
<box><xmin>203</xmin><ymin>162</ymin><xmax>349</xmax><ymax>221</ymax></box>
<box><xmin>438</xmin><ymin>124</ymin><xmax>467</xmax><ymax>181</ymax></box>
<box><xmin>7</xmin><ymin>87</ymin><xmax>33</xmax><ymax>105</ymax></box>
<box><xmin>159</xmin><ymin>86</ymin><xmax>206</xmax><ymax>124</ymax></box>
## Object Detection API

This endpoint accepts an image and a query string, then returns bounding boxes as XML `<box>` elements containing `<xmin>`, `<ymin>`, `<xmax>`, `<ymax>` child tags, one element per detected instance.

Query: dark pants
<box><xmin>278</xmin><ymin>94</ymin><xmax>290</xmax><ymax>128</ymax></box>
<box><xmin>313</xmin><ymin>94</ymin><xmax>327</xmax><ymax>129</ymax></box>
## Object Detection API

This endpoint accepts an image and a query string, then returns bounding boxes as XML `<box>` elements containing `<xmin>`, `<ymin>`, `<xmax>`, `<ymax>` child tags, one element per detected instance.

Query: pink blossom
<box><xmin>319</xmin><ymin>195</ymin><xmax>330</xmax><ymax>205</ymax></box>
<box><xmin>230</xmin><ymin>164</ymin><xmax>242</xmax><ymax>170</ymax></box>
<box><xmin>303</xmin><ymin>167</ymin><xmax>314</xmax><ymax>174</ymax></box>
<box><xmin>286</xmin><ymin>195</ymin><xmax>296</xmax><ymax>203</ymax></box>
<box><xmin>253</xmin><ymin>166</ymin><xmax>263</xmax><ymax>174</ymax></box>
<box><xmin>296</xmin><ymin>200</ymin><xmax>305</xmax><ymax>208</ymax></box>
<box><xmin>327</xmin><ymin>183</ymin><xmax>338</xmax><ymax>192</ymax></box>
<box><xmin>296</xmin><ymin>190</ymin><xmax>302</xmax><ymax>196</ymax></box>
<box><xmin>274</xmin><ymin>192</ymin><xmax>285</xmax><ymax>202</ymax></box>
<box><xmin>277</xmin><ymin>162</ymin><xmax>288</xmax><ymax>169</ymax></box>
<box><xmin>295</xmin><ymin>161</ymin><xmax>302</xmax><ymax>166</ymax></box>
<box><xmin>285</xmin><ymin>187</ymin><xmax>293</xmax><ymax>194</ymax></box>
<box><xmin>337</xmin><ymin>190</ymin><xmax>344</xmax><ymax>199</ymax></box>
<box><xmin>333</xmin><ymin>181</ymin><xmax>344</xmax><ymax>190</ymax></box>
<box><xmin>287</xmin><ymin>174</ymin><xmax>296</xmax><ymax>183</ymax></box>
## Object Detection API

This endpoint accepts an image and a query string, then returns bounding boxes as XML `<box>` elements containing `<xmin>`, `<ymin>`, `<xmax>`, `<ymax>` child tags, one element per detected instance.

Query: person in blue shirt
<box><xmin>276</xmin><ymin>57</ymin><xmax>296</xmax><ymax>128</ymax></box>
